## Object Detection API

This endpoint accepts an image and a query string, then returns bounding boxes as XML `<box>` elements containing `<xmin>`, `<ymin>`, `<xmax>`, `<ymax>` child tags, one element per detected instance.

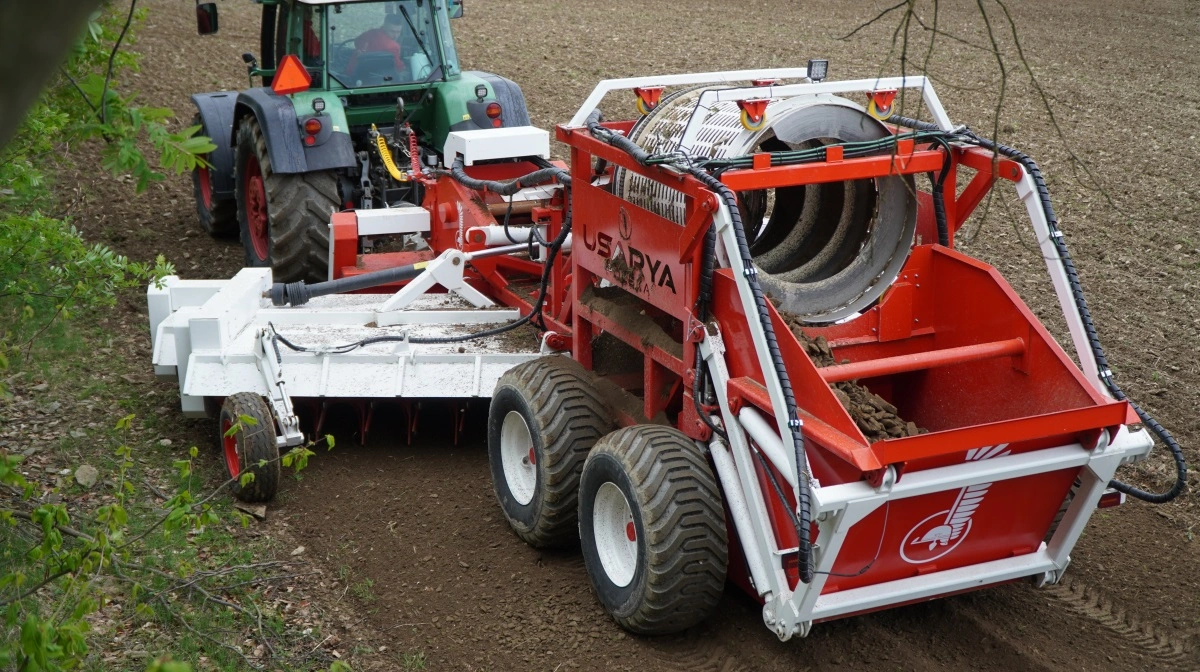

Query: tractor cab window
<box><xmin>326</xmin><ymin>1</ymin><xmax>457</xmax><ymax>89</ymax></box>
<box><xmin>285</xmin><ymin>3</ymin><xmax>325</xmax><ymax>68</ymax></box>
<box><xmin>278</xmin><ymin>3</ymin><xmax>321</xmax><ymax>69</ymax></box>
<box><xmin>432</xmin><ymin>1</ymin><xmax>460</xmax><ymax>76</ymax></box>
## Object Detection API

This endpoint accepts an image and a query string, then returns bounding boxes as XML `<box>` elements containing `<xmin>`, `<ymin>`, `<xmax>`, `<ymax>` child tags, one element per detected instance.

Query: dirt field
<box><xmin>73</xmin><ymin>0</ymin><xmax>1199</xmax><ymax>669</ymax></box>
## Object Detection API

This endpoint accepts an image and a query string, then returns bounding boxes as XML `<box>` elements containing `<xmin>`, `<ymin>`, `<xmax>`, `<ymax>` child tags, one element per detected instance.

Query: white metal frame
<box><xmin>148</xmin><ymin>268</ymin><xmax>545</xmax><ymax>444</ymax></box>
<box><xmin>567</xmin><ymin>67</ymin><xmax>814</xmax><ymax>127</ymax></box>
<box><xmin>376</xmin><ymin>248</ymin><xmax>499</xmax><ymax>320</ymax></box>
<box><xmin>569</xmin><ymin>70</ymin><xmax>953</xmax><ymax>130</ymax></box>
<box><xmin>1016</xmin><ymin>172</ymin><xmax>1109</xmax><ymax>396</ymax></box>
<box><xmin>701</xmin><ymin>328</ymin><xmax>1151</xmax><ymax>641</ymax></box>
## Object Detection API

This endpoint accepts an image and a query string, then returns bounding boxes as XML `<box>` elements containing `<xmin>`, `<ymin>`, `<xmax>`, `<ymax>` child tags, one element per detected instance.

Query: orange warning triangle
<box><xmin>272</xmin><ymin>54</ymin><xmax>312</xmax><ymax>95</ymax></box>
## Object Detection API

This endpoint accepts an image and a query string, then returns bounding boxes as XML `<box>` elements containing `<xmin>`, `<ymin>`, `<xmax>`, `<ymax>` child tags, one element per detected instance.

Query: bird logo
<box><xmin>900</xmin><ymin>444</ymin><xmax>1010</xmax><ymax>565</ymax></box>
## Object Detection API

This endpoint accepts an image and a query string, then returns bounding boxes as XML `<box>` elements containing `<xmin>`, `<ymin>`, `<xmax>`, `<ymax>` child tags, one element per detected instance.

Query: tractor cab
<box><xmin>188</xmin><ymin>0</ymin><xmax>533</xmax><ymax>284</ymax></box>
<box><xmin>230</xmin><ymin>1</ymin><xmax>462</xmax><ymax>90</ymax></box>
<box><xmin>199</xmin><ymin>1</ymin><xmax>475</xmax><ymax>137</ymax></box>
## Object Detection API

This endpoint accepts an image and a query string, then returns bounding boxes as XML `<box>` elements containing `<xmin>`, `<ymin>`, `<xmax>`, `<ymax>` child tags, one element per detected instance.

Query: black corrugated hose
<box><xmin>926</xmin><ymin>134</ymin><xmax>953</xmax><ymax>247</ymax></box>
<box><xmin>892</xmin><ymin>114</ymin><xmax>1187</xmax><ymax>504</ymax></box>
<box><xmin>585</xmin><ymin>111</ymin><xmax>817</xmax><ymax>583</ymax></box>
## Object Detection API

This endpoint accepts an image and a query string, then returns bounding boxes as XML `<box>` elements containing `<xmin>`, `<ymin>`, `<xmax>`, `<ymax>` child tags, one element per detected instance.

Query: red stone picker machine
<box><xmin>147</xmin><ymin>62</ymin><xmax>1187</xmax><ymax>639</ymax></box>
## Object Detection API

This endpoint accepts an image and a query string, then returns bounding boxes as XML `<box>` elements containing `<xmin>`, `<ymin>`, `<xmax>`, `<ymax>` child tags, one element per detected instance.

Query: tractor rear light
<box><xmin>303</xmin><ymin>135</ymin><xmax>316</xmax><ymax>147</ymax></box>
<box><xmin>304</xmin><ymin>118</ymin><xmax>322</xmax><ymax>135</ymax></box>
<box><xmin>486</xmin><ymin>102</ymin><xmax>503</xmax><ymax>127</ymax></box>
<box><xmin>271</xmin><ymin>54</ymin><xmax>312</xmax><ymax>95</ymax></box>
<box><xmin>1098</xmin><ymin>489</ymin><xmax>1126</xmax><ymax>509</ymax></box>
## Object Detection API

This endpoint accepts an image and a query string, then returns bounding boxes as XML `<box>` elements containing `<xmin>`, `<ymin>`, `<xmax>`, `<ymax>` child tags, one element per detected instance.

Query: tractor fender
<box><xmin>190</xmin><ymin>92</ymin><xmax>238</xmax><ymax>202</ymax></box>
<box><xmin>462</xmin><ymin>71</ymin><xmax>532</xmax><ymax>129</ymax></box>
<box><xmin>231</xmin><ymin>88</ymin><xmax>356</xmax><ymax>175</ymax></box>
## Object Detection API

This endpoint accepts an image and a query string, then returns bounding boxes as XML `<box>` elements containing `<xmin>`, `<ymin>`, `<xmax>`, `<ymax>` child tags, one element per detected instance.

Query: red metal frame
<box><xmin>334</xmin><ymin>114</ymin><xmax>1130</xmax><ymax>611</ymax></box>
<box><xmin>549</xmin><ymin>120</ymin><xmax>1130</xmax><ymax>599</ymax></box>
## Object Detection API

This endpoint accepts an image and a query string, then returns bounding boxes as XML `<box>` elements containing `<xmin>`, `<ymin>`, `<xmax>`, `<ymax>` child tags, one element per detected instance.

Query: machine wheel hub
<box><xmin>593</xmin><ymin>481</ymin><xmax>638</xmax><ymax>588</ymax></box>
<box><xmin>500</xmin><ymin>410</ymin><xmax>537</xmax><ymax>506</ymax></box>
<box><xmin>221</xmin><ymin>417</ymin><xmax>240</xmax><ymax>478</ymax></box>
<box><xmin>243</xmin><ymin>155</ymin><xmax>269</xmax><ymax>261</ymax></box>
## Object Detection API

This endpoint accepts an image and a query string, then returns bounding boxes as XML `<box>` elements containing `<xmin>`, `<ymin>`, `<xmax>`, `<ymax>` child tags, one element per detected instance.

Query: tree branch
<box><xmin>838</xmin><ymin>0</ymin><xmax>910</xmax><ymax>40</ymax></box>
<box><xmin>100</xmin><ymin>0</ymin><xmax>139</xmax><ymax>125</ymax></box>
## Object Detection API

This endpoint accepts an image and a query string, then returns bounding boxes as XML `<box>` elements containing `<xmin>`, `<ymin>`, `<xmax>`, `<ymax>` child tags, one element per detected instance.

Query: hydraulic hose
<box><xmin>890</xmin><ymin>115</ymin><xmax>1187</xmax><ymax>503</ymax></box>
<box><xmin>926</xmin><ymin>135</ymin><xmax>953</xmax><ymax>247</ymax></box>
<box><xmin>586</xmin><ymin>111</ymin><xmax>816</xmax><ymax>583</ymax></box>
<box><xmin>929</xmin><ymin>171</ymin><xmax>949</xmax><ymax>247</ymax></box>
<box><xmin>449</xmin><ymin>156</ymin><xmax>567</xmax><ymax>196</ymax></box>
<box><xmin>373</xmin><ymin>125</ymin><xmax>408</xmax><ymax>182</ymax></box>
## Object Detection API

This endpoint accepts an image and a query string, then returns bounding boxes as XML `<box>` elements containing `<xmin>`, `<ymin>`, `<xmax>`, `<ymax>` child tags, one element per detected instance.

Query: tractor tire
<box><xmin>579</xmin><ymin>425</ymin><xmax>728</xmax><ymax>635</ymax></box>
<box><xmin>190</xmin><ymin>114</ymin><xmax>238</xmax><ymax>238</ymax></box>
<box><xmin>488</xmin><ymin>356</ymin><xmax>613</xmax><ymax>548</ymax></box>
<box><xmin>218</xmin><ymin>392</ymin><xmax>281</xmax><ymax>503</ymax></box>
<box><xmin>234</xmin><ymin>116</ymin><xmax>338</xmax><ymax>284</ymax></box>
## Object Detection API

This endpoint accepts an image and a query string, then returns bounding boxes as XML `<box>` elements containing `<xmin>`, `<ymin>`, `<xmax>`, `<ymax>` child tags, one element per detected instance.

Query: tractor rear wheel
<box><xmin>218</xmin><ymin>392</ymin><xmax>281</xmax><ymax>503</ymax></box>
<box><xmin>579</xmin><ymin>424</ymin><xmax>728</xmax><ymax>635</ymax></box>
<box><xmin>488</xmin><ymin>356</ymin><xmax>613</xmax><ymax>548</ymax></box>
<box><xmin>234</xmin><ymin>116</ymin><xmax>338</xmax><ymax>284</ymax></box>
<box><xmin>190</xmin><ymin>114</ymin><xmax>238</xmax><ymax>237</ymax></box>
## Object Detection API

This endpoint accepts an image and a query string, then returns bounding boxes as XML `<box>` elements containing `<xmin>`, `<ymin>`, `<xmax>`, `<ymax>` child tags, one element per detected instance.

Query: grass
<box><xmin>352</xmin><ymin>577</ymin><xmax>377</xmax><ymax>603</ymax></box>
<box><xmin>401</xmin><ymin>650</ymin><xmax>428</xmax><ymax>670</ymax></box>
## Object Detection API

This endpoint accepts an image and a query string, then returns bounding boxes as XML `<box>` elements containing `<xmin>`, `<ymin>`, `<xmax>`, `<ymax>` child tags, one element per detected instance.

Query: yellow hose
<box><xmin>371</xmin><ymin>124</ymin><xmax>408</xmax><ymax>182</ymax></box>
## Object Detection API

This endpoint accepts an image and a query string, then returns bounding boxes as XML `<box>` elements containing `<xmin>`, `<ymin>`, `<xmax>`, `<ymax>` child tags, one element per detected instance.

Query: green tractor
<box><xmin>190</xmin><ymin>0</ymin><xmax>530</xmax><ymax>283</ymax></box>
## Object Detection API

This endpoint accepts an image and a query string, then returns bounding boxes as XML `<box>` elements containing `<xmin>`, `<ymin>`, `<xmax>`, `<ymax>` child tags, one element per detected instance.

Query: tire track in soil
<box><xmin>640</xmin><ymin>624</ymin><xmax>739</xmax><ymax>672</ymax></box>
<box><xmin>946</xmin><ymin>582</ymin><xmax>1200</xmax><ymax>672</ymax></box>
<box><xmin>636</xmin><ymin>595</ymin><xmax>1065</xmax><ymax>672</ymax></box>
<box><xmin>1040</xmin><ymin>577</ymin><xmax>1196</xmax><ymax>669</ymax></box>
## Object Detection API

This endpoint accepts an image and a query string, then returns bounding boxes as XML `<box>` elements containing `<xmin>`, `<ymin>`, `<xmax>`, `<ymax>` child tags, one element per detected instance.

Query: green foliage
<box><xmin>0</xmin><ymin>1</ymin><xmax>210</xmax><ymax>390</ymax></box>
<box><xmin>0</xmin><ymin>413</ymin><xmax>329</xmax><ymax>670</ymax></box>
<box><xmin>0</xmin><ymin>3</ymin><xmax>301</xmax><ymax>669</ymax></box>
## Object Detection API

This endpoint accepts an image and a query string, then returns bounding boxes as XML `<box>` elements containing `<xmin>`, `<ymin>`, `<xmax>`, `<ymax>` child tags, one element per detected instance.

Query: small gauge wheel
<box><xmin>868</xmin><ymin>98</ymin><xmax>894</xmax><ymax>120</ymax></box>
<box><xmin>635</xmin><ymin>97</ymin><xmax>657</xmax><ymax>116</ymax></box>
<box><xmin>739</xmin><ymin>109</ymin><xmax>767</xmax><ymax>132</ymax></box>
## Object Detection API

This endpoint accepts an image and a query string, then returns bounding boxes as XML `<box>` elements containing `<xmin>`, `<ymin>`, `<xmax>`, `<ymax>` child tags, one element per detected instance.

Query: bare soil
<box><xmin>67</xmin><ymin>0</ymin><xmax>1200</xmax><ymax>669</ymax></box>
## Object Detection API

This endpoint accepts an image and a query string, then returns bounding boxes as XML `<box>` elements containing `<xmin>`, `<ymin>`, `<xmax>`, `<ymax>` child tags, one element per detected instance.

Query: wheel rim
<box><xmin>197</xmin><ymin>164</ymin><xmax>214</xmax><ymax>210</ymax></box>
<box><xmin>243</xmin><ymin>154</ymin><xmax>269</xmax><ymax>261</ymax></box>
<box><xmin>593</xmin><ymin>481</ymin><xmax>637</xmax><ymax>588</ymax></box>
<box><xmin>500</xmin><ymin>411</ymin><xmax>536</xmax><ymax>506</ymax></box>
<box><xmin>221</xmin><ymin>417</ymin><xmax>240</xmax><ymax>479</ymax></box>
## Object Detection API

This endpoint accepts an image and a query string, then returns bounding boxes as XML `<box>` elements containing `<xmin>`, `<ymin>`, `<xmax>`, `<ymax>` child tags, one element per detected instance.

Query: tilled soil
<box><xmin>77</xmin><ymin>0</ymin><xmax>1200</xmax><ymax>669</ymax></box>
